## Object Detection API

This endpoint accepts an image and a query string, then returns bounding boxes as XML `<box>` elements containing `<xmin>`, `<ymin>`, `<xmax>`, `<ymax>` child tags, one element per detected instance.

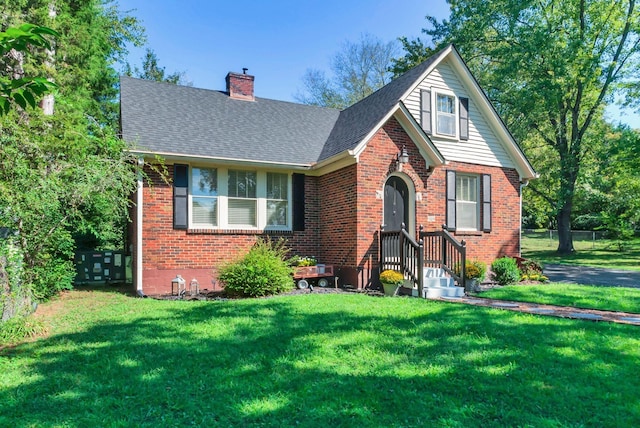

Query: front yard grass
<box><xmin>476</xmin><ymin>283</ymin><xmax>640</xmax><ymax>313</ymax></box>
<box><xmin>522</xmin><ymin>233</ymin><xmax>640</xmax><ymax>271</ymax></box>
<box><xmin>1</xmin><ymin>288</ymin><xmax>639</xmax><ymax>427</ymax></box>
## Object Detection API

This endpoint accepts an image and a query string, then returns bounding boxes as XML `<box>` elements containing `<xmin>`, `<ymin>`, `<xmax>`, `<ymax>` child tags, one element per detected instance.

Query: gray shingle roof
<box><xmin>120</xmin><ymin>48</ymin><xmax>444</xmax><ymax>165</ymax></box>
<box><xmin>120</xmin><ymin>77</ymin><xmax>341</xmax><ymax>165</ymax></box>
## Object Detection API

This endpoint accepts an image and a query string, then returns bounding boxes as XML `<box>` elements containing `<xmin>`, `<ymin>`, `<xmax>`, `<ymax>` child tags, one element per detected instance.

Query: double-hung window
<box><xmin>228</xmin><ymin>170</ymin><xmax>257</xmax><ymax>227</ymax></box>
<box><xmin>436</xmin><ymin>93</ymin><xmax>456</xmax><ymax>136</ymax></box>
<box><xmin>266</xmin><ymin>172</ymin><xmax>288</xmax><ymax>226</ymax></box>
<box><xmin>191</xmin><ymin>167</ymin><xmax>218</xmax><ymax>227</ymax></box>
<box><xmin>420</xmin><ymin>88</ymin><xmax>469</xmax><ymax>140</ymax></box>
<box><xmin>446</xmin><ymin>170</ymin><xmax>491</xmax><ymax>232</ymax></box>
<box><xmin>455</xmin><ymin>174</ymin><xmax>478</xmax><ymax>230</ymax></box>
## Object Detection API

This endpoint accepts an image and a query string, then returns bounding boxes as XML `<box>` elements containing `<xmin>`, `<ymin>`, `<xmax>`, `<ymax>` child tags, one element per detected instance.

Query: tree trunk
<box><xmin>556</xmin><ymin>202</ymin><xmax>574</xmax><ymax>254</ymax></box>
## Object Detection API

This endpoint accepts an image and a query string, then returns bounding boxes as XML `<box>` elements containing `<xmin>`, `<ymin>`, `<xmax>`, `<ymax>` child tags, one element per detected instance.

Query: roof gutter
<box><xmin>129</xmin><ymin>149</ymin><xmax>313</xmax><ymax>171</ymax></box>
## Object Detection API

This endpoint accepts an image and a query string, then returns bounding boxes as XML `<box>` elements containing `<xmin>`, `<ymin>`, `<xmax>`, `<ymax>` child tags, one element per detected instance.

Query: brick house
<box><xmin>120</xmin><ymin>44</ymin><xmax>537</xmax><ymax>296</ymax></box>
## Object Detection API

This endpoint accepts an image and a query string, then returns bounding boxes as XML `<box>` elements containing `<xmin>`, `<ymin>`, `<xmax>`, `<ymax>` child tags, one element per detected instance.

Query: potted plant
<box><xmin>379</xmin><ymin>269</ymin><xmax>404</xmax><ymax>296</ymax></box>
<box><xmin>462</xmin><ymin>260</ymin><xmax>487</xmax><ymax>292</ymax></box>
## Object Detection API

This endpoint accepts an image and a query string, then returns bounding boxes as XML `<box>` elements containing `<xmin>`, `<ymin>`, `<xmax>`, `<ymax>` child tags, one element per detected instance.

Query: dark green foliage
<box><xmin>491</xmin><ymin>257</ymin><xmax>521</xmax><ymax>285</ymax></box>
<box><xmin>0</xmin><ymin>24</ymin><xmax>59</xmax><ymax>114</ymax></box>
<box><xmin>219</xmin><ymin>238</ymin><xmax>294</xmax><ymax>297</ymax></box>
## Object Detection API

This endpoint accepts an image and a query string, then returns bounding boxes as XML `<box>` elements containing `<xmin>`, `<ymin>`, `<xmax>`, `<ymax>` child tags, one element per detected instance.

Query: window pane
<box><xmin>228</xmin><ymin>198</ymin><xmax>257</xmax><ymax>226</ymax></box>
<box><xmin>192</xmin><ymin>197</ymin><xmax>217</xmax><ymax>226</ymax></box>
<box><xmin>457</xmin><ymin>201</ymin><xmax>477</xmax><ymax>229</ymax></box>
<box><xmin>267</xmin><ymin>172</ymin><xmax>288</xmax><ymax>200</ymax></box>
<box><xmin>456</xmin><ymin>175</ymin><xmax>478</xmax><ymax>229</ymax></box>
<box><xmin>436</xmin><ymin>94</ymin><xmax>456</xmax><ymax>136</ymax></box>
<box><xmin>228</xmin><ymin>170</ymin><xmax>256</xmax><ymax>198</ymax></box>
<box><xmin>192</xmin><ymin>168</ymin><xmax>217</xmax><ymax>197</ymax></box>
<box><xmin>437</xmin><ymin>94</ymin><xmax>455</xmax><ymax>113</ymax></box>
<box><xmin>437</xmin><ymin>114</ymin><xmax>455</xmax><ymax>136</ymax></box>
<box><xmin>267</xmin><ymin>200</ymin><xmax>288</xmax><ymax>226</ymax></box>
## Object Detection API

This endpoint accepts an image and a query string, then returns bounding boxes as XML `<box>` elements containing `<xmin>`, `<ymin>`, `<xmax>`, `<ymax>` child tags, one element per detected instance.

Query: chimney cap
<box><xmin>242</xmin><ymin>67</ymin><xmax>248</xmax><ymax>74</ymax></box>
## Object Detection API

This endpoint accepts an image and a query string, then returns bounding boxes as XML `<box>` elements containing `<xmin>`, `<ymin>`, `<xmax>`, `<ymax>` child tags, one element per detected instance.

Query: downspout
<box><xmin>136</xmin><ymin>157</ymin><xmax>144</xmax><ymax>296</ymax></box>
<box><xmin>519</xmin><ymin>179</ymin><xmax>529</xmax><ymax>255</ymax></box>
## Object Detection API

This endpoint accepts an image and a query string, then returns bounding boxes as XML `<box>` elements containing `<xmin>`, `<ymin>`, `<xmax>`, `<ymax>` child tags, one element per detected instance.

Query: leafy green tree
<box><xmin>394</xmin><ymin>0</ymin><xmax>640</xmax><ymax>254</ymax></box>
<box><xmin>295</xmin><ymin>34</ymin><xmax>398</xmax><ymax>109</ymax></box>
<box><xmin>123</xmin><ymin>48</ymin><xmax>190</xmax><ymax>85</ymax></box>
<box><xmin>1</xmin><ymin>0</ymin><xmax>145</xmax><ymax>303</ymax></box>
<box><xmin>0</xmin><ymin>23</ymin><xmax>58</xmax><ymax>114</ymax></box>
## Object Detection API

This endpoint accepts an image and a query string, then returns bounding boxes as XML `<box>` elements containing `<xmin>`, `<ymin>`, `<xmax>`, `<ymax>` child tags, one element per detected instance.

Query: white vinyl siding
<box><xmin>189</xmin><ymin>167</ymin><xmax>291</xmax><ymax>230</ymax></box>
<box><xmin>404</xmin><ymin>59</ymin><xmax>515</xmax><ymax>168</ymax></box>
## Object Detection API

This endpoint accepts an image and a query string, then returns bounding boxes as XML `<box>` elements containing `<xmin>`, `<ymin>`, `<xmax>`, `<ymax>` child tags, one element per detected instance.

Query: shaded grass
<box><xmin>1</xmin><ymin>289</ymin><xmax>639</xmax><ymax>427</ymax></box>
<box><xmin>522</xmin><ymin>234</ymin><xmax>640</xmax><ymax>271</ymax></box>
<box><xmin>476</xmin><ymin>283</ymin><xmax>640</xmax><ymax>314</ymax></box>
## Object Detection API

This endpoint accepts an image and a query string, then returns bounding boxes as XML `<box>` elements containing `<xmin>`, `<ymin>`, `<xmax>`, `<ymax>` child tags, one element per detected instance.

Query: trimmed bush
<box><xmin>491</xmin><ymin>257</ymin><xmax>521</xmax><ymax>285</ymax></box>
<box><xmin>219</xmin><ymin>238</ymin><xmax>294</xmax><ymax>297</ymax></box>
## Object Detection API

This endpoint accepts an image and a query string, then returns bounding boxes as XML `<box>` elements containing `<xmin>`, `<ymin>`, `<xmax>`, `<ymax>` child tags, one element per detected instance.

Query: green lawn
<box><xmin>1</xmin><ymin>289</ymin><xmax>639</xmax><ymax>427</ymax></box>
<box><xmin>476</xmin><ymin>283</ymin><xmax>640</xmax><ymax>313</ymax></box>
<box><xmin>521</xmin><ymin>233</ymin><xmax>640</xmax><ymax>271</ymax></box>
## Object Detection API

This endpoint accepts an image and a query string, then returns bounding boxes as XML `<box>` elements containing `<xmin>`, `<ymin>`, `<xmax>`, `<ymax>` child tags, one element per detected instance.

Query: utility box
<box><xmin>74</xmin><ymin>251</ymin><xmax>127</xmax><ymax>284</ymax></box>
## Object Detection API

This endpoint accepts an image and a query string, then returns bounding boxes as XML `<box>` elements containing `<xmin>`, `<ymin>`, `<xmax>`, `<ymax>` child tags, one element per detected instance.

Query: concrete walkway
<box><xmin>443</xmin><ymin>295</ymin><xmax>640</xmax><ymax>326</ymax></box>
<box><xmin>440</xmin><ymin>265</ymin><xmax>640</xmax><ymax>326</ymax></box>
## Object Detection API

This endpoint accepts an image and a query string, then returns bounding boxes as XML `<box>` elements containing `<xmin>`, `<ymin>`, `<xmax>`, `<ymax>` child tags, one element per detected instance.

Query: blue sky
<box><xmin>117</xmin><ymin>0</ymin><xmax>638</xmax><ymax>128</ymax></box>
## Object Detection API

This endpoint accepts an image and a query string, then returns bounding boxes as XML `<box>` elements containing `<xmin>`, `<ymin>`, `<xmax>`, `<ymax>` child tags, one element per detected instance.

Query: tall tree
<box><xmin>124</xmin><ymin>48</ymin><xmax>190</xmax><ymax>85</ymax></box>
<box><xmin>0</xmin><ymin>0</ymin><xmax>145</xmax><ymax>304</ymax></box>
<box><xmin>394</xmin><ymin>0</ymin><xmax>640</xmax><ymax>253</ymax></box>
<box><xmin>295</xmin><ymin>33</ymin><xmax>398</xmax><ymax>109</ymax></box>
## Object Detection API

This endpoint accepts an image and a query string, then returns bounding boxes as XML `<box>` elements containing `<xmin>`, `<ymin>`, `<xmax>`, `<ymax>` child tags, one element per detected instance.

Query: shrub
<box><xmin>491</xmin><ymin>257</ymin><xmax>521</xmax><ymax>285</ymax></box>
<box><xmin>218</xmin><ymin>238</ymin><xmax>294</xmax><ymax>297</ymax></box>
<box><xmin>379</xmin><ymin>270</ymin><xmax>404</xmax><ymax>285</ymax></box>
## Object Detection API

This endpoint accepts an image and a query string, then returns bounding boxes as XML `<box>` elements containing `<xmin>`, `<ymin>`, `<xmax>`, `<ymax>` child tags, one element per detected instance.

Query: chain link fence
<box><xmin>523</xmin><ymin>229</ymin><xmax>608</xmax><ymax>250</ymax></box>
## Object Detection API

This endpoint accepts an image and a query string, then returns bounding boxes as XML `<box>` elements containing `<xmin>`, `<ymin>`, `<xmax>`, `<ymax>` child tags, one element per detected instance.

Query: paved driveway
<box><xmin>543</xmin><ymin>264</ymin><xmax>640</xmax><ymax>288</ymax></box>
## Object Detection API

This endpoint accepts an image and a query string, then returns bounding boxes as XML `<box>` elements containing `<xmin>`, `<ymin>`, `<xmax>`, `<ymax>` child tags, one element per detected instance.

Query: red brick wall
<box><xmin>133</xmin><ymin>165</ymin><xmax>320</xmax><ymax>295</ymax></box>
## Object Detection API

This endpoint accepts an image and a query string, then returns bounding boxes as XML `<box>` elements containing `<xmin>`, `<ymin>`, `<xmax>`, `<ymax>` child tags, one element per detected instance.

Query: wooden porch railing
<box><xmin>380</xmin><ymin>224</ymin><xmax>424</xmax><ymax>295</ymax></box>
<box><xmin>419</xmin><ymin>225</ymin><xmax>466</xmax><ymax>289</ymax></box>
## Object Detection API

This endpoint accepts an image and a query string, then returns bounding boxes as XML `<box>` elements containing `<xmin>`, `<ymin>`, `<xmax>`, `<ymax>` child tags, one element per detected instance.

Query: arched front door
<box><xmin>383</xmin><ymin>176</ymin><xmax>409</xmax><ymax>231</ymax></box>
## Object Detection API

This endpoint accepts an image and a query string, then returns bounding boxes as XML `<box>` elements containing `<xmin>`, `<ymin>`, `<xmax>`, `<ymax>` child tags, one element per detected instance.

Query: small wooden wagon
<box><xmin>293</xmin><ymin>265</ymin><xmax>336</xmax><ymax>289</ymax></box>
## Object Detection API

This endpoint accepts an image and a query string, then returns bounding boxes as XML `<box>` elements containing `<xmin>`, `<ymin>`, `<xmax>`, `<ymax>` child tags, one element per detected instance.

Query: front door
<box><xmin>383</xmin><ymin>176</ymin><xmax>409</xmax><ymax>231</ymax></box>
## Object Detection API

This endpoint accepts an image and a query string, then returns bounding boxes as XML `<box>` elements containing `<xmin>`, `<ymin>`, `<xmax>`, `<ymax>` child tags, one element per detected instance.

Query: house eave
<box><xmin>129</xmin><ymin>149</ymin><xmax>313</xmax><ymax>171</ymax></box>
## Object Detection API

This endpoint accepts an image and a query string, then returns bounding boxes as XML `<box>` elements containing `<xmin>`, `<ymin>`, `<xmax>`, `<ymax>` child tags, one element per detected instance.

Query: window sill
<box><xmin>454</xmin><ymin>230</ymin><xmax>483</xmax><ymax>237</ymax></box>
<box><xmin>187</xmin><ymin>228</ymin><xmax>293</xmax><ymax>235</ymax></box>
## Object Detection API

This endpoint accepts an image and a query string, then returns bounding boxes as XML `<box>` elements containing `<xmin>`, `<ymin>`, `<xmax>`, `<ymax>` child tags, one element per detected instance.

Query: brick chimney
<box><xmin>226</xmin><ymin>68</ymin><xmax>254</xmax><ymax>101</ymax></box>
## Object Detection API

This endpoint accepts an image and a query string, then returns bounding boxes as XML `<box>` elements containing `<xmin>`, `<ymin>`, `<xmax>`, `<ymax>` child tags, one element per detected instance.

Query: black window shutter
<box><xmin>482</xmin><ymin>174</ymin><xmax>492</xmax><ymax>232</ymax></box>
<box><xmin>459</xmin><ymin>97</ymin><xmax>469</xmax><ymax>140</ymax></box>
<box><xmin>446</xmin><ymin>170</ymin><xmax>456</xmax><ymax>231</ymax></box>
<box><xmin>292</xmin><ymin>173</ymin><xmax>305</xmax><ymax>231</ymax></box>
<box><xmin>420</xmin><ymin>89</ymin><xmax>432</xmax><ymax>134</ymax></box>
<box><xmin>173</xmin><ymin>164</ymin><xmax>189</xmax><ymax>229</ymax></box>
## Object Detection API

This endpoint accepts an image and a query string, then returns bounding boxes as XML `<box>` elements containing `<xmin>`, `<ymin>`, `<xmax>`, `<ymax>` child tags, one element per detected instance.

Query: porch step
<box><xmin>423</xmin><ymin>285</ymin><xmax>465</xmax><ymax>298</ymax></box>
<box><xmin>422</xmin><ymin>267</ymin><xmax>464</xmax><ymax>299</ymax></box>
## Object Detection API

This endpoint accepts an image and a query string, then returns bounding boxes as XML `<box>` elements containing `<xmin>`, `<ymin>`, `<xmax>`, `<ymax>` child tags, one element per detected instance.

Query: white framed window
<box><xmin>266</xmin><ymin>172</ymin><xmax>288</xmax><ymax>227</ymax></box>
<box><xmin>228</xmin><ymin>170</ymin><xmax>257</xmax><ymax>227</ymax></box>
<box><xmin>188</xmin><ymin>167</ymin><xmax>291</xmax><ymax>230</ymax></box>
<box><xmin>191</xmin><ymin>167</ymin><xmax>218</xmax><ymax>227</ymax></box>
<box><xmin>421</xmin><ymin>87</ymin><xmax>469</xmax><ymax>140</ymax></box>
<box><xmin>456</xmin><ymin>174</ymin><xmax>479</xmax><ymax>230</ymax></box>
<box><xmin>436</xmin><ymin>92</ymin><xmax>456</xmax><ymax>137</ymax></box>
